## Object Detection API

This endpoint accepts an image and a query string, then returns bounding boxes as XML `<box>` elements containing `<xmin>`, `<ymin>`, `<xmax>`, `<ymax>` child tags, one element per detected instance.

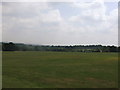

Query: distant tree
<box><xmin>34</xmin><ymin>46</ymin><xmax>39</xmax><ymax>51</ymax></box>
<box><xmin>108</xmin><ymin>46</ymin><xmax>118</xmax><ymax>52</ymax></box>
<box><xmin>2</xmin><ymin>42</ymin><xmax>17</xmax><ymax>51</ymax></box>
<box><xmin>118</xmin><ymin>46</ymin><xmax>120</xmax><ymax>52</ymax></box>
<box><xmin>1</xmin><ymin>42</ymin><xmax>119</xmax><ymax>52</ymax></box>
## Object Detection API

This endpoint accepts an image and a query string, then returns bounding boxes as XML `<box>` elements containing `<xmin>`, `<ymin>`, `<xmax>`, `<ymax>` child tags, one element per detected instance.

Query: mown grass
<box><xmin>2</xmin><ymin>51</ymin><xmax>118</xmax><ymax>88</ymax></box>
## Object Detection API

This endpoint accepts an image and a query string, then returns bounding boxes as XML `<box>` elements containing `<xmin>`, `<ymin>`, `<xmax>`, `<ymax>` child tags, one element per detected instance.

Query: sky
<box><xmin>2</xmin><ymin>0</ymin><xmax>118</xmax><ymax>46</ymax></box>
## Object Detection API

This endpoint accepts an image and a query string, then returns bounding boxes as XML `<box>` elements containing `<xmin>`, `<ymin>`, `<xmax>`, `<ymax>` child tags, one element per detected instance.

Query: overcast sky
<box><xmin>2</xmin><ymin>0</ymin><xmax>118</xmax><ymax>46</ymax></box>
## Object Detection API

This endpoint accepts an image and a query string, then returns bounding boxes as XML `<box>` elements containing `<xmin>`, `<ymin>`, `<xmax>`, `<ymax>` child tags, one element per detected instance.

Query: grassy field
<box><xmin>2</xmin><ymin>51</ymin><xmax>118</xmax><ymax>88</ymax></box>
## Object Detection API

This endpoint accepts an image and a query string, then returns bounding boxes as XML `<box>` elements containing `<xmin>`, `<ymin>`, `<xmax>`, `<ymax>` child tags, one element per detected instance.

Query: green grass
<box><xmin>2</xmin><ymin>51</ymin><xmax>118</xmax><ymax>88</ymax></box>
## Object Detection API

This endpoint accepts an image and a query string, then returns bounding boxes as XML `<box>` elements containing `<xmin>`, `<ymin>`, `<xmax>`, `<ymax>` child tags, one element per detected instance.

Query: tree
<box><xmin>108</xmin><ymin>46</ymin><xmax>118</xmax><ymax>52</ymax></box>
<box><xmin>2</xmin><ymin>42</ymin><xmax>17</xmax><ymax>51</ymax></box>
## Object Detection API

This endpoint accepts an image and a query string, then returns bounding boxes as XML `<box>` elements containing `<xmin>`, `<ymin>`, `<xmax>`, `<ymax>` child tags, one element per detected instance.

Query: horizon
<box><xmin>1</xmin><ymin>41</ymin><xmax>119</xmax><ymax>47</ymax></box>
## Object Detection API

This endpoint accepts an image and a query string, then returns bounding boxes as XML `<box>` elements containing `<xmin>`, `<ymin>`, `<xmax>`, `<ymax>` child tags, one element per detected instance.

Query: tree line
<box><xmin>1</xmin><ymin>42</ymin><xmax>119</xmax><ymax>52</ymax></box>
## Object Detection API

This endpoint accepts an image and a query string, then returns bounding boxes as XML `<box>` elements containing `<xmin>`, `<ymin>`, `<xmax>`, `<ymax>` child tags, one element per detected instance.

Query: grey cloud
<box><xmin>2</xmin><ymin>2</ymin><xmax>118</xmax><ymax>46</ymax></box>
